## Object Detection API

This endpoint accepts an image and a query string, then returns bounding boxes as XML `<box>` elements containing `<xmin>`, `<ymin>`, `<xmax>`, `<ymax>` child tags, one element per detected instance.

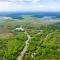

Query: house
<box><xmin>15</xmin><ymin>27</ymin><xmax>25</xmax><ymax>32</ymax></box>
<box><xmin>31</xmin><ymin>52</ymin><xmax>36</xmax><ymax>58</ymax></box>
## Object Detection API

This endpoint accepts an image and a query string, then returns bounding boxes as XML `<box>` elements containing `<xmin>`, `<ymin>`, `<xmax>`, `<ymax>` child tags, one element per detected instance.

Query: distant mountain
<box><xmin>0</xmin><ymin>12</ymin><xmax>60</xmax><ymax>19</ymax></box>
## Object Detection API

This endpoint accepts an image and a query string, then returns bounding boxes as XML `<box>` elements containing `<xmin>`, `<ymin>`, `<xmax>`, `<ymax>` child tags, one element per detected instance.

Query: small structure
<box><xmin>15</xmin><ymin>27</ymin><xmax>25</xmax><ymax>32</ymax></box>
<box><xmin>31</xmin><ymin>52</ymin><xmax>36</xmax><ymax>58</ymax></box>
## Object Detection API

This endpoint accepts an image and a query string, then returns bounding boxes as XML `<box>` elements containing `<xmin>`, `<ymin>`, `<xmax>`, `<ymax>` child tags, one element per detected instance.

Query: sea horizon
<box><xmin>0</xmin><ymin>12</ymin><xmax>60</xmax><ymax>19</ymax></box>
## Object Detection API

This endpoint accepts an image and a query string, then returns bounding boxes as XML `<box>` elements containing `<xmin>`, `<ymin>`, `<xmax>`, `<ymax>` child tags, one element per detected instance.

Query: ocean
<box><xmin>0</xmin><ymin>12</ymin><xmax>60</xmax><ymax>19</ymax></box>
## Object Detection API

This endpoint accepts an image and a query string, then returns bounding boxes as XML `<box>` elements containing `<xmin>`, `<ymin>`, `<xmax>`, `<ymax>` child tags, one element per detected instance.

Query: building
<box><xmin>15</xmin><ymin>27</ymin><xmax>25</xmax><ymax>32</ymax></box>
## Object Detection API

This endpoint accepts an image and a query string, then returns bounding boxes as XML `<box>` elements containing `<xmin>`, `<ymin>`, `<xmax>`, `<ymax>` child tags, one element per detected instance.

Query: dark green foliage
<box><xmin>22</xmin><ymin>22</ymin><xmax>60</xmax><ymax>60</ymax></box>
<box><xmin>0</xmin><ymin>16</ymin><xmax>60</xmax><ymax>60</ymax></box>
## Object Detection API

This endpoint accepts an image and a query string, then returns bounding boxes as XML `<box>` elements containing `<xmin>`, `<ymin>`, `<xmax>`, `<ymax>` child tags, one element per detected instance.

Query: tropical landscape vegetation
<box><xmin>0</xmin><ymin>16</ymin><xmax>60</xmax><ymax>60</ymax></box>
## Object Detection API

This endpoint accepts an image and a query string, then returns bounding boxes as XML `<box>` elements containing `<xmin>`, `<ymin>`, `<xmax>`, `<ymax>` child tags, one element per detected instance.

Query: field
<box><xmin>0</xmin><ymin>16</ymin><xmax>60</xmax><ymax>60</ymax></box>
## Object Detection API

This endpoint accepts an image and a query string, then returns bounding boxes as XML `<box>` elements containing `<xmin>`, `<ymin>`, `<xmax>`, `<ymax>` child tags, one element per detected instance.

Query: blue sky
<box><xmin>0</xmin><ymin>0</ymin><xmax>60</xmax><ymax>12</ymax></box>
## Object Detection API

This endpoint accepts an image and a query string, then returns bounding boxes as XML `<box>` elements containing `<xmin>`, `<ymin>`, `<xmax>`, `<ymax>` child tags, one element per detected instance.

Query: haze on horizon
<box><xmin>0</xmin><ymin>0</ymin><xmax>60</xmax><ymax>12</ymax></box>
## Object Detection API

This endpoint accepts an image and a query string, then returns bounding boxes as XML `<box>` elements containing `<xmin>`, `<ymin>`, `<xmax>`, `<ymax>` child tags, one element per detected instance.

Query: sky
<box><xmin>0</xmin><ymin>0</ymin><xmax>60</xmax><ymax>12</ymax></box>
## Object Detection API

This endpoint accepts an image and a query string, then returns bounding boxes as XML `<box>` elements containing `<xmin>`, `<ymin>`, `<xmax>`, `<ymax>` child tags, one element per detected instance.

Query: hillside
<box><xmin>0</xmin><ymin>16</ymin><xmax>60</xmax><ymax>60</ymax></box>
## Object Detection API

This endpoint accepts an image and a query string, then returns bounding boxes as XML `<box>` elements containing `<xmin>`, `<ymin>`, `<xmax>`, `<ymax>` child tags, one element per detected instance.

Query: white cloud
<box><xmin>0</xmin><ymin>2</ymin><xmax>11</xmax><ymax>11</ymax></box>
<box><xmin>0</xmin><ymin>0</ymin><xmax>60</xmax><ymax>12</ymax></box>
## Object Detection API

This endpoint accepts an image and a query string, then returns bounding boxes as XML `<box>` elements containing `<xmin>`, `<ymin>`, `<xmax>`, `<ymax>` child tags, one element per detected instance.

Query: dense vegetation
<box><xmin>22</xmin><ymin>19</ymin><xmax>60</xmax><ymax>60</ymax></box>
<box><xmin>0</xmin><ymin>16</ymin><xmax>60</xmax><ymax>60</ymax></box>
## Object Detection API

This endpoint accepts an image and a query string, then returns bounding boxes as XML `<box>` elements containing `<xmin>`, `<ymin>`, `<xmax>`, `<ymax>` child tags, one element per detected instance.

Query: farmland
<box><xmin>0</xmin><ymin>16</ymin><xmax>60</xmax><ymax>60</ymax></box>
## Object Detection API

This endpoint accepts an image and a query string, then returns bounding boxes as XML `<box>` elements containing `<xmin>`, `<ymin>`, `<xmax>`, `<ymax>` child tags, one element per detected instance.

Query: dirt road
<box><xmin>16</xmin><ymin>31</ymin><xmax>31</xmax><ymax>60</ymax></box>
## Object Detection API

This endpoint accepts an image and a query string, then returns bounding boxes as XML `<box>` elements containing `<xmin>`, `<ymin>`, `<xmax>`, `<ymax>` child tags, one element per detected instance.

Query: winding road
<box><xmin>16</xmin><ymin>31</ymin><xmax>31</xmax><ymax>60</ymax></box>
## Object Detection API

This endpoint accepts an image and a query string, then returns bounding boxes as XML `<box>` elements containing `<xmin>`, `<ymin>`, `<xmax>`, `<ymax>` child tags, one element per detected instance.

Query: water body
<box><xmin>0</xmin><ymin>12</ymin><xmax>60</xmax><ymax>19</ymax></box>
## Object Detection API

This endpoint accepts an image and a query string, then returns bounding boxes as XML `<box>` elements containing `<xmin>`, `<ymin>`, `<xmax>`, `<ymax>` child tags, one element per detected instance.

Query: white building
<box><xmin>15</xmin><ymin>27</ymin><xmax>25</xmax><ymax>32</ymax></box>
